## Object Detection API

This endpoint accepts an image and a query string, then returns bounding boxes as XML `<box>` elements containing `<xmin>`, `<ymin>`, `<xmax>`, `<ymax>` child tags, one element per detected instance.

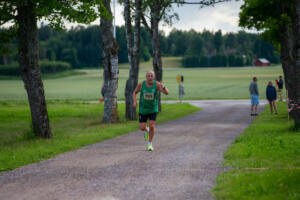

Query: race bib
<box><xmin>144</xmin><ymin>92</ymin><xmax>154</xmax><ymax>100</ymax></box>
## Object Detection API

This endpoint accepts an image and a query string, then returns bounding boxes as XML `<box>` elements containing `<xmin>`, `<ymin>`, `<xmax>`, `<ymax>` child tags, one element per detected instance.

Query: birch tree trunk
<box><xmin>151</xmin><ymin>0</ymin><xmax>163</xmax><ymax>111</ymax></box>
<box><xmin>16</xmin><ymin>1</ymin><xmax>52</xmax><ymax>138</ymax></box>
<box><xmin>101</xmin><ymin>0</ymin><xmax>119</xmax><ymax>123</ymax></box>
<box><xmin>124</xmin><ymin>0</ymin><xmax>142</xmax><ymax>120</ymax></box>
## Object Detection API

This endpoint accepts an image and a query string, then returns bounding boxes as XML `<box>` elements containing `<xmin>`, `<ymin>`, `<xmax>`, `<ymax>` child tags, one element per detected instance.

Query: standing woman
<box><xmin>266</xmin><ymin>81</ymin><xmax>278</xmax><ymax>114</ymax></box>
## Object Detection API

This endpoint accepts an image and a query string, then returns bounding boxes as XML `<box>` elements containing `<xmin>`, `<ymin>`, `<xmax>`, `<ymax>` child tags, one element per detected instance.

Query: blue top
<box><xmin>249</xmin><ymin>82</ymin><xmax>259</xmax><ymax>95</ymax></box>
<box><xmin>266</xmin><ymin>85</ymin><xmax>277</xmax><ymax>101</ymax></box>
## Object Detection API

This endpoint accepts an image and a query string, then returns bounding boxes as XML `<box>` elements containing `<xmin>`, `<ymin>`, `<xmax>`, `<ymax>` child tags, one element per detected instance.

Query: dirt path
<box><xmin>0</xmin><ymin>100</ymin><xmax>265</xmax><ymax>200</ymax></box>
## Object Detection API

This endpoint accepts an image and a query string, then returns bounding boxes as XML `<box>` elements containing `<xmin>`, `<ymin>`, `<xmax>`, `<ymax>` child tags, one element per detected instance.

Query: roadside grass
<box><xmin>0</xmin><ymin>102</ymin><xmax>200</xmax><ymax>172</ymax></box>
<box><xmin>214</xmin><ymin>102</ymin><xmax>300</xmax><ymax>200</ymax></box>
<box><xmin>0</xmin><ymin>63</ymin><xmax>284</xmax><ymax>101</ymax></box>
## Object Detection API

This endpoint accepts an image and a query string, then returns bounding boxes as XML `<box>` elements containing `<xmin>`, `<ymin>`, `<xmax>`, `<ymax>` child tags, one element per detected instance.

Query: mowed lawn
<box><xmin>0</xmin><ymin>58</ymin><xmax>284</xmax><ymax>100</ymax></box>
<box><xmin>214</xmin><ymin>103</ymin><xmax>300</xmax><ymax>200</ymax></box>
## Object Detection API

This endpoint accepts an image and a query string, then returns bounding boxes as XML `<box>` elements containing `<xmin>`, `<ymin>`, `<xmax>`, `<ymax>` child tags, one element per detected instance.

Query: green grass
<box><xmin>0</xmin><ymin>102</ymin><xmax>200</xmax><ymax>172</ymax></box>
<box><xmin>0</xmin><ymin>62</ymin><xmax>284</xmax><ymax>101</ymax></box>
<box><xmin>214</xmin><ymin>103</ymin><xmax>300</xmax><ymax>200</ymax></box>
<box><xmin>119</xmin><ymin>56</ymin><xmax>183</xmax><ymax>69</ymax></box>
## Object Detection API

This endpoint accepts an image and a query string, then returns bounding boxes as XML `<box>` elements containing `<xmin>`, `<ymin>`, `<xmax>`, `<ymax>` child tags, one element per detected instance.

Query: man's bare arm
<box><xmin>157</xmin><ymin>81</ymin><xmax>169</xmax><ymax>95</ymax></box>
<box><xmin>132</xmin><ymin>83</ymin><xmax>142</xmax><ymax>108</ymax></box>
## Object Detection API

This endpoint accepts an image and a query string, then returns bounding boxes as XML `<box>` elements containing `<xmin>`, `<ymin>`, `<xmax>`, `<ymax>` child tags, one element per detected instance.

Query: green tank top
<box><xmin>139</xmin><ymin>80</ymin><xmax>159</xmax><ymax>114</ymax></box>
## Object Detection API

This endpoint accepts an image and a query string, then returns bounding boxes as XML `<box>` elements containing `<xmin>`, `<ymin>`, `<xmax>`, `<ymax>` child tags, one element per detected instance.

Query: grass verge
<box><xmin>0</xmin><ymin>102</ymin><xmax>200</xmax><ymax>172</ymax></box>
<box><xmin>214</xmin><ymin>102</ymin><xmax>300</xmax><ymax>200</ymax></box>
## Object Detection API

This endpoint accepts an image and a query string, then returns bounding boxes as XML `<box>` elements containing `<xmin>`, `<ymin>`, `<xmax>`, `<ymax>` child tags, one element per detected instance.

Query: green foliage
<box><xmin>239</xmin><ymin>0</ymin><xmax>293</xmax><ymax>46</ymax></box>
<box><xmin>210</xmin><ymin>54</ymin><xmax>227</xmax><ymax>67</ymax></box>
<box><xmin>0</xmin><ymin>0</ymin><xmax>108</xmax><ymax>55</ymax></box>
<box><xmin>0</xmin><ymin>63</ymin><xmax>20</xmax><ymax>76</ymax></box>
<box><xmin>0</xmin><ymin>102</ymin><xmax>200</xmax><ymax>171</ymax></box>
<box><xmin>214</xmin><ymin>103</ymin><xmax>300</xmax><ymax>199</ymax></box>
<box><xmin>182</xmin><ymin>55</ymin><xmax>199</xmax><ymax>68</ymax></box>
<box><xmin>0</xmin><ymin>61</ymin><xmax>71</xmax><ymax>76</ymax></box>
<box><xmin>183</xmin><ymin>54</ymin><xmax>244</xmax><ymax>68</ymax></box>
<box><xmin>2</xmin><ymin>25</ymin><xmax>280</xmax><ymax>68</ymax></box>
<box><xmin>142</xmin><ymin>46</ymin><xmax>151</xmax><ymax>61</ymax></box>
<box><xmin>228</xmin><ymin>54</ymin><xmax>244</xmax><ymax>67</ymax></box>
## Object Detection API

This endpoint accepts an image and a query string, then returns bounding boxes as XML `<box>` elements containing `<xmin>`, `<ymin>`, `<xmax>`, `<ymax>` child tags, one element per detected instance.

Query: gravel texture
<box><xmin>0</xmin><ymin>100</ymin><xmax>265</xmax><ymax>200</ymax></box>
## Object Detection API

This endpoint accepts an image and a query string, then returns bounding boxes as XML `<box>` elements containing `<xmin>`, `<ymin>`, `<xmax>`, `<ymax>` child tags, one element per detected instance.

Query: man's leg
<box><xmin>279</xmin><ymin>91</ymin><xmax>283</xmax><ymax>102</ymax></box>
<box><xmin>149</xmin><ymin>120</ymin><xmax>156</xmax><ymax>142</ymax></box>
<box><xmin>254</xmin><ymin>104</ymin><xmax>258</xmax><ymax>115</ymax></box>
<box><xmin>251</xmin><ymin>105</ymin><xmax>254</xmax><ymax>115</ymax></box>
<box><xmin>140</xmin><ymin>122</ymin><xmax>147</xmax><ymax>131</ymax></box>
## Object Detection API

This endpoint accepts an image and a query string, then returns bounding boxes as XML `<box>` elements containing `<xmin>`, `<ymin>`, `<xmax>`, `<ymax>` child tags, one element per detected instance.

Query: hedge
<box><xmin>0</xmin><ymin>61</ymin><xmax>71</xmax><ymax>76</ymax></box>
<box><xmin>182</xmin><ymin>54</ymin><xmax>248</xmax><ymax>68</ymax></box>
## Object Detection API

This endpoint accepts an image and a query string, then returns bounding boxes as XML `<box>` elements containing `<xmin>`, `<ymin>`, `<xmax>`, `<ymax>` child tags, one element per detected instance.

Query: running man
<box><xmin>133</xmin><ymin>70</ymin><xmax>169</xmax><ymax>151</ymax></box>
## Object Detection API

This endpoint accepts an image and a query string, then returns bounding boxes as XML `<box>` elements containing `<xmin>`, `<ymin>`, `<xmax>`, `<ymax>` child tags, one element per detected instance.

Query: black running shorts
<box><xmin>139</xmin><ymin>113</ymin><xmax>157</xmax><ymax>123</ymax></box>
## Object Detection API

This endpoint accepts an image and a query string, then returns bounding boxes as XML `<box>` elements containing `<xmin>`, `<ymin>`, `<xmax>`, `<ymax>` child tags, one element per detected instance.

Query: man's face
<box><xmin>146</xmin><ymin>72</ymin><xmax>154</xmax><ymax>84</ymax></box>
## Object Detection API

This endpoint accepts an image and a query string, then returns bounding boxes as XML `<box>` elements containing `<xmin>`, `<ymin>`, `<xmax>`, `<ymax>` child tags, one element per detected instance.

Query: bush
<box><xmin>182</xmin><ymin>55</ymin><xmax>199</xmax><ymax>68</ymax></box>
<box><xmin>199</xmin><ymin>56</ymin><xmax>209</xmax><ymax>67</ymax></box>
<box><xmin>40</xmin><ymin>61</ymin><xmax>71</xmax><ymax>73</ymax></box>
<box><xmin>0</xmin><ymin>63</ymin><xmax>19</xmax><ymax>76</ymax></box>
<box><xmin>210</xmin><ymin>54</ymin><xmax>227</xmax><ymax>67</ymax></box>
<box><xmin>0</xmin><ymin>61</ymin><xmax>71</xmax><ymax>76</ymax></box>
<box><xmin>228</xmin><ymin>54</ymin><xmax>245</xmax><ymax>67</ymax></box>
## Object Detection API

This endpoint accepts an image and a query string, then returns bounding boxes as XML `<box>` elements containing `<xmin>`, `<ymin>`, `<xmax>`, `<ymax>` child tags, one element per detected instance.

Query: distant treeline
<box><xmin>1</xmin><ymin>25</ymin><xmax>280</xmax><ymax>68</ymax></box>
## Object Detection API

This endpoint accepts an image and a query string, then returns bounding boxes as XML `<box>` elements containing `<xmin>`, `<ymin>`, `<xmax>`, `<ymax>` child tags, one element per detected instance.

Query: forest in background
<box><xmin>0</xmin><ymin>25</ymin><xmax>280</xmax><ymax>68</ymax></box>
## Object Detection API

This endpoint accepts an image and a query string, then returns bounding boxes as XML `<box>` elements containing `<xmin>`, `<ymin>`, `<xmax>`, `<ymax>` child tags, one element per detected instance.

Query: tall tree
<box><xmin>141</xmin><ymin>0</ymin><xmax>230</xmax><ymax>110</ymax></box>
<box><xmin>240</xmin><ymin>0</ymin><xmax>300</xmax><ymax>129</ymax></box>
<box><xmin>123</xmin><ymin>0</ymin><xmax>142</xmax><ymax>120</ymax></box>
<box><xmin>214</xmin><ymin>29</ymin><xmax>223</xmax><ymax>53</ymax></box>
<box><xmin>0</xmin><ymin>0</ymin><xmax>103</xmax><ymax>138</ymax></box>
<box><xmin>101</xmin><ymin>0</ymin><xmax>120</xmax><ymax>123</ymax></box>
<box><xmin>291</xmin><ymin>0</ymin><xmax>300</xmax><ymax>129</ymax></box>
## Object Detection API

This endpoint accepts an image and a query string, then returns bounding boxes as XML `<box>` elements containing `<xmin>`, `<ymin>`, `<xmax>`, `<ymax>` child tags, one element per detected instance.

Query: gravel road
<box><xmin>0</xmin><ymin>100</ymin><xmax>265</xmax><ymax>200</ymax></box>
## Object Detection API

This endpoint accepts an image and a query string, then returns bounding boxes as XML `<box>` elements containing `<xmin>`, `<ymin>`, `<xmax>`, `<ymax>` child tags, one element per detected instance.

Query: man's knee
<box><xmin>140</xmin><ymin>123</ymin><xmax>146</xmax><ymax>131</ymax></box>
<box><xmin>149</xmin><ymin>121</ymin><xmax>155</xmax><ymax>131</ymax></box>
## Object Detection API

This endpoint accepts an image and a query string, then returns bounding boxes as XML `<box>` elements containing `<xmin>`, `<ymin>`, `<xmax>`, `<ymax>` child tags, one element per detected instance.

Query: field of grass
<box><xmin>0</xmin><ymin>66</ymin><xmax>284</xmax><ymax>101</ymax></box>
<box><xmin>119</xmin><ymin>56</ymin><xmax>183</xmax><ymax>69</ymax></box>
<box><xmin>0</xmin><ymin>102</ymin><xmax>200</xmax><ymax>172</ymax></box>
<box><xmin>214</xmin><ymin>102</ymin><xmax>300</xmax><ymax>200</ymax></box>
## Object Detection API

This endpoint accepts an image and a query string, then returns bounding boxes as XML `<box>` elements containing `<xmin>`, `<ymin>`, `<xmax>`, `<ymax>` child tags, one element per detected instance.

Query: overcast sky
<box><xmin>2</xmin><ymin>1</ymin><xmax>245</xmax><ymax>34</ymax></box>
<box><xmin>62</xmin><ymin>0</ymin><xmax>245</xmax><ymax>35</ymax></box>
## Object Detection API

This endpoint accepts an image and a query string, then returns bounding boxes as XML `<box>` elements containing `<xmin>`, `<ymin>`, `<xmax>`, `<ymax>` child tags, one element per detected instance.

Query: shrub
<box><xmin>210</xmin><ymin>54</ymin><xmax>227</xmax><ymax>67</ymax></box>
<box><xmin>228</xmin><ymin>54</ymin><xmax>245</xmax><ymax>67</ymax></box>
<box><xmin>0</xmin><ymin>63</ymin><xmax>19</xmax><ymax>76</ymax></box>
<box><xmin>40</xmin><ymin>61</ymin><xmax>71</xmax><ymax>73</ymax></box>
<box><xmin>0</xmin><ymin>61</ymin><xmax>71</xmax><ymax>76</ymax></box>
<box><xmin>182</xmin><ymin>55</ymin><xmax>199</xmax><ymax>68</ymax></box>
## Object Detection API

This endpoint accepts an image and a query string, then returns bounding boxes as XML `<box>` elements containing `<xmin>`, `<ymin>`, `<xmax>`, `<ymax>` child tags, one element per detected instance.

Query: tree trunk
<box><xmin>291</xmin><ymin>0</ymin><xmax>300</xmax><ymax>129</ymax></box>
<box><xmin>124</xmin><ymin>0</ymin><xmax>142</xmax><ymax>120</ymax></box>
<box><xmin>278</xmin><ymin>1</ymin><xmax>300</xmax><ymax>129</ymax></box>
<box><xmin>101</xmin><ymin>0</ymin><xmax>119</xmax><ymax>123</ymax></box>
<box><xmin>151</xmin><ymin>0</ymin><xmax>163</xmax><ymax>111</ymax></box>
<box><xmin>16</xmin><ymin>1</ymin><xmax>52</xmax><ymax>138</ymax></box>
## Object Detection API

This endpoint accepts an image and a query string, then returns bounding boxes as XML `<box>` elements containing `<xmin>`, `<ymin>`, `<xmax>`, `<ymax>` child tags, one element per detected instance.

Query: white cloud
<box><xmin>160</xmin><ymin>1</ymin><xmax>244</xmax><ymax>34</ymax></box>
<box><xmin>1</xmin><ymin>1</ymin><xmax>246</xmax><ymax>35</ymax></box>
